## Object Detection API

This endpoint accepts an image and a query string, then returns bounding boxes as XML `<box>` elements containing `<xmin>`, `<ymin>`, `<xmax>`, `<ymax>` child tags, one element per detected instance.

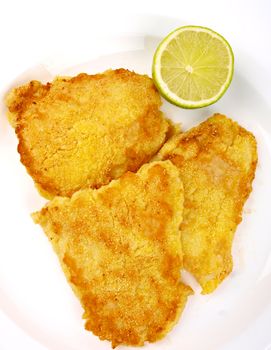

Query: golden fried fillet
<box><xmin>32</xmin><ymin>161</ymin><xmax>193</xmax><ymax>348</ymax></box>
<box><xmin>156</xmin><ymin>114</ymin><xmax>257</xmax><ymax>294</ymax></box>
<box><xmin>5</xmin><ymin>69</ymin><xmax>171</xmax><ymax>198</ymax></box>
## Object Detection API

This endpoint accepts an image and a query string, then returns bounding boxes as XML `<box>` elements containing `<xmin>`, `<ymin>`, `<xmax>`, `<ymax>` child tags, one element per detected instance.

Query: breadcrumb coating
<box><xmin>156</xmin><ymin>114</ymin><xmax>257</xmax><ymax>293</ymax></box>
<box><xmin>33</xmin><ymin>161</ymin><xmax>193</xmax><ymax>347</ymax></box>
<box><xmin>6</xmin><ymin>69</ymin><xmax>170</xmax><ymax>198</ymax></box>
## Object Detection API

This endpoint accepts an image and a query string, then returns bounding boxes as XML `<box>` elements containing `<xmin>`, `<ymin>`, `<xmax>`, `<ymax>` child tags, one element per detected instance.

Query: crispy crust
<box><xmin>32</xmin><ymin>161</ymin><xmax>193</xmax><ymax>347</ymax></box>
<box><xmin>5</xmin><ymin>69</ymin><xmax>170</xmax><ymax>198</ymax></box>
<box><xmin>156</xmin><ymin>114</ymin><xmax>257</xmax><ymax>294</ymax></box>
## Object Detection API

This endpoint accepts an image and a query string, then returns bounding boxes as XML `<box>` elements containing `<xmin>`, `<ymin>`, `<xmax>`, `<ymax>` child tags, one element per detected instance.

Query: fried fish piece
<box><xmin>32</xmin><ymin>161</ymin><xmax>193</xmax><ymax>347</ymax></box>
<box><xmin>156</xmin><ymin>114</ymin><xmax>257</xmax><ymax>294</ymax></box>
<box><xmin>5</xmin><ymin>69</ymin><xmax>171</xmax><ymax>198</ymax></box>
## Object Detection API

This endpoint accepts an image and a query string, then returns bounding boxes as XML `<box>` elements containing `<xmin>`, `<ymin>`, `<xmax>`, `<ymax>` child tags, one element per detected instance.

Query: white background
<box><xmin>1</xmin><ymin>0</ymin><xmax>270</xmax><ymax>97</ymax></box>
<box><xmin>0</xmin><ymin>0</ymin><xmax>271</xmax><ymax>349</ymax></box>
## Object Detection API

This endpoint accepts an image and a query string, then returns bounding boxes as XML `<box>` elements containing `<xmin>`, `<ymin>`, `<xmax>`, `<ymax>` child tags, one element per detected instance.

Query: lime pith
<box><xmin>152</xmin><ymin>25</ymin><xmax>234</xmax><ymax>109</ymax></box>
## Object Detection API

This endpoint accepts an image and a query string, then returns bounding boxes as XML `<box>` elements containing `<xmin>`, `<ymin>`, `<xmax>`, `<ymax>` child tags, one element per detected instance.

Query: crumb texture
<box><xmin>33</xmin><ymin>161</ymin><xmax>193</xmax><ymax>347</ymax></box>
<box><xmin>157</xmin><ymin>114</ymin><xmax>257</xmax><ymax>293</ymax></box>
<box><xmin>6</xmin><ymin>69</ymin><xmax>169</xmax><ymax>198</ymax></box>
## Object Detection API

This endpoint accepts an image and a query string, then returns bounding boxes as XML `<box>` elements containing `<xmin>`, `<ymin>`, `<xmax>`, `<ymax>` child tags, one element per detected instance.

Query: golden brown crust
<box><xmin>32</xmin><ymin>161</ymin><xmax>193</xmax><ymax>347</ymax></box>
<box><xmin>157</xmin><ymin>114</ymin><xmax>258</xmax><ymax>294</ymax></box>
<box><xmin>5</xmin><ymin>69</ymin><xmax>170</xmax><ymax>198</ymax></box>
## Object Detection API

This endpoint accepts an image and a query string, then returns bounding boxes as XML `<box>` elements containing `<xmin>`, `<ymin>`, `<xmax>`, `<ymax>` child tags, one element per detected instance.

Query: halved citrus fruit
<box><xmin>152</xmin><ymin>26</ymin><xmax>234</xmax><ymax>108</ymax></box>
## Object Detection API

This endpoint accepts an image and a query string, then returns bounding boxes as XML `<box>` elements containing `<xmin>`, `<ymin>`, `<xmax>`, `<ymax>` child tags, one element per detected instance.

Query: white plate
<box><xmin>1</xmin><ymin>16</ymin><xmax>271</xmax><ymax>350</ymax></box>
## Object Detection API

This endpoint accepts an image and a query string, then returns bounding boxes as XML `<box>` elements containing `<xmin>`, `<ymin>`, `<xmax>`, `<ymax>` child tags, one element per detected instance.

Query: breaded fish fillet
<box><xmin>156</xmin><ymin>114</ymin><xmax>257</xmax><ymax>294</ymax></box>
<box><xmin>5</xmin><ymin>69</ymin><xmax>171</xmax><ymax>198</ymax></box>
<box><xmin>32</xmin><ymin>161</ymin><xmax>193</xmax><ymax>348</ymax></box>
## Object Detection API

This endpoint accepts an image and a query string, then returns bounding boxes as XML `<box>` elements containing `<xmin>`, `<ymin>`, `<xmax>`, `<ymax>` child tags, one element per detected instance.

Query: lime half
<box><xmin>152</xmin><ymin>25</ymin><xmax>234</xmax><ymax>108</ymax></box>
